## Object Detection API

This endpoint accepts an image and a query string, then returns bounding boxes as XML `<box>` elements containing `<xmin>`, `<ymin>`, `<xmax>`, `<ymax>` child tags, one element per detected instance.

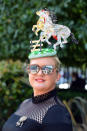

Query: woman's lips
<box><xmin>35</xmin><ymin>78</ymin><xmax>45</xmax><ymax>82</ymax></box>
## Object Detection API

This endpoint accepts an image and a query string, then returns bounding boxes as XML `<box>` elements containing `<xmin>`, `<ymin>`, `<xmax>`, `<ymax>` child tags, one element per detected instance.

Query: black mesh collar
<box><xmin>32</xmin><ymin>89</ymin><xmax>57</xmax><ymax>104</ymax></box>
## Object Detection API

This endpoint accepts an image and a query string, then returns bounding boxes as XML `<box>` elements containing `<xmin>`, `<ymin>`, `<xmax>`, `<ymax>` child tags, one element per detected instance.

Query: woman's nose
<box><xmin>37</xmin><ymin>69</ymin><xmax>43</xmax><ymax>75</ymax></box>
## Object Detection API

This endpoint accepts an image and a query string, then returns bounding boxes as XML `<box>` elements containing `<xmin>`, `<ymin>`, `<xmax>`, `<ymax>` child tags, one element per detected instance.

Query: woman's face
<box><xmin>28</xmin><ymin>57</ymin><xmax>60</xmax><ymax>96</ymax></box>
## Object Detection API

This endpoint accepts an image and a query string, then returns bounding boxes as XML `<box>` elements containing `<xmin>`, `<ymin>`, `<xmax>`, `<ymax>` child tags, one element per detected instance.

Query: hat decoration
<box><xmin>29</xmin><ymin>9</ymin><xmax>78</xmax><ymax>59</ymax></box>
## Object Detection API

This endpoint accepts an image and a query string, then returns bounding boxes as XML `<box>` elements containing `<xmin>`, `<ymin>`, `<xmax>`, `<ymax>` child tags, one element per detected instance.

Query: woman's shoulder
<box><xmin>21</xmin><ymin>98</ymin><xmax>32</xmax><ymax>105</ymax></box>
<box><xmin>43</xmin><ymin>97</ymin><xmax>72</xmax><ymax>125</ymax></box>
<box><xmin>15</xmin><ymin>98</ymin><xmax>32</xmax><ymax>111</ymax></box>
<box><xmin>54</xmin><ymin>97</ymin><xmax>71</xmax><ymax>118</ymax></box>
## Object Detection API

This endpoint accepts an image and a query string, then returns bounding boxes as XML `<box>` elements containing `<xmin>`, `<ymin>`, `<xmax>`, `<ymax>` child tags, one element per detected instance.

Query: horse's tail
<box><xmin>70</xmin><ymin>33</ymin><xmax>78</xmax><ymax>44</ymax></box>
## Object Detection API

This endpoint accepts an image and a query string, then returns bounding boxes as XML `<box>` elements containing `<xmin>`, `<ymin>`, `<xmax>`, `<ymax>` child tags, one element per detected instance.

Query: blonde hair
<box><xmin>52</xmin><ymin>55</ymin><xmax>61</xmax><ymax>72</ymax></box>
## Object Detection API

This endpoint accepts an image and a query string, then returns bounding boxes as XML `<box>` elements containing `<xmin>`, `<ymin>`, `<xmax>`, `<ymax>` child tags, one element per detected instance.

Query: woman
<box><xmin>2</xmin><ymin>48</ymin><xmax>72</xmax><ymax>131</ymax></box>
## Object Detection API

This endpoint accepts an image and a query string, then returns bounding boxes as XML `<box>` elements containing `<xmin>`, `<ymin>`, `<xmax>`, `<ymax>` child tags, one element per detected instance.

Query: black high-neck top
<box><xmin>2</xmin><ymin>89</ymin><xmax>72</xmax><ymax>131</ymax></box>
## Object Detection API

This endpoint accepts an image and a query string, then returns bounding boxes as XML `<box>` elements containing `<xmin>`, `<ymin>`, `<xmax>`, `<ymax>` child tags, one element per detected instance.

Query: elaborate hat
<box><xmin>28</xmin><ymin>9</ymin><xmax>78</xmax><ymax>59</ymax></box>
<box><xmin>29</xmin><ymin>48</ymin><xmax>57</xmax><ymax>59</ymax></box>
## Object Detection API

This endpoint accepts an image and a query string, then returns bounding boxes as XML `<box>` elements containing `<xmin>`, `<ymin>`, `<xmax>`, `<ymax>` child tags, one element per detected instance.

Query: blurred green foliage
<box><xmin>0</xmin><ymin>0</ymin><xmax>87</xmax><ymax>67</ymax></box>
<box><xmin>0</xmin><ymin>60</ymin><xmax>33</xmax><ymax>129</ymax></box>
<box><xmin>57</xmin><ymin>89</ymin><xmax>87</xmax><ymax>101</ymax></box>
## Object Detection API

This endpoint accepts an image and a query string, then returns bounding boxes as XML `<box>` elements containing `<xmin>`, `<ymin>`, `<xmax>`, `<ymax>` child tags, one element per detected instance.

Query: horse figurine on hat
<box><xmin>31</xmin><ymin>9</ymin><xmax>78</xmax><ymax>50</ymax></box>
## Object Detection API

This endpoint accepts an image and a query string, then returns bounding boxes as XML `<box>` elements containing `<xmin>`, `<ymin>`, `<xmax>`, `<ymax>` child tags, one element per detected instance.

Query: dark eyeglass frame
<box><xmin>27</xmin><ymin>64</ymin><xmax>58</xmax><ymax>75</ymax></box>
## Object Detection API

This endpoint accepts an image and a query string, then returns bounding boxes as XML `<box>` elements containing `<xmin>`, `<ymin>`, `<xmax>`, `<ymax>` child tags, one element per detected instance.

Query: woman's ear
<box><xmin>56</xmin><ymin>73</ymin><xmax>61</xmax><ymax>82</ymax></box>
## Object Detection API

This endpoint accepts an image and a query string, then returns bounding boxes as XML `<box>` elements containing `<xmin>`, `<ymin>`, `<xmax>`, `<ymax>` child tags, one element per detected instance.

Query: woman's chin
<box><xmin>33</xmin><ymin>85</ymin><xmax>45</xmax><ymax>90</ymax></box>
<box><xmin>32</xmin><ymin>84</ymin><xmax>48</xmax><ymax>91</ymax></box>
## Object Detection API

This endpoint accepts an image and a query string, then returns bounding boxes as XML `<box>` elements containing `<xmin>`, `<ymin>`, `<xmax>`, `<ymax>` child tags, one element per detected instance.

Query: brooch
<box><xmin>16</xmin><ymin>116</ymin><xmax>27</xmax><ymax>127</ymax></box>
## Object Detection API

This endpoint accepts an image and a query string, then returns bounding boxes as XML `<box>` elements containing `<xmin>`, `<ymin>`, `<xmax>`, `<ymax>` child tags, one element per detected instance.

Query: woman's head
<box><xmin>28</xmin><ymin>56</ymin><xmax>61</xmax><ymax>96</ymax></box>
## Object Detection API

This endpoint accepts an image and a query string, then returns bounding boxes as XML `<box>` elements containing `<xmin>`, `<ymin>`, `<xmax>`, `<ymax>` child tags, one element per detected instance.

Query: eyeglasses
<box><xmin>28</xmin><ymin>64</ymin><xmax>57</xmax><ymax>75</ymax></box>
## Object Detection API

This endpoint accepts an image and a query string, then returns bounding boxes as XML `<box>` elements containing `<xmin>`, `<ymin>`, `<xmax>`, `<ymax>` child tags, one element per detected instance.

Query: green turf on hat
<box><xmin>28</xmin><ymin>48</ymin><xmax>57</xmax><ymax>59</ymax></box>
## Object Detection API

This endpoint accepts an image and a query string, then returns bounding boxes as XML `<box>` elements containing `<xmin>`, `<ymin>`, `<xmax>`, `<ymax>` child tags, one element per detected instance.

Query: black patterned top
<box><xmin>2</xmin><ymin>89</ymin><xmax>72</xmax><ymax>131</ymax></box>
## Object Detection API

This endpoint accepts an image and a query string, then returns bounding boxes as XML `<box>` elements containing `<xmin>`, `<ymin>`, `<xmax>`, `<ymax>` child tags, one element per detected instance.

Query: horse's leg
<box><xmin>40</xmin><ymin>32</ymin><xmax>51</xmax><ymax>45</ymax></box>
<box><xmin>32</xmin><ymin>25</ymin><xmax>37</xmax><ymax>32</ymax></box>
<box><xmin>35</xmin><ymin>28</ymin><xmax>40</xmax><ymax>36</ymax></box>
<box><xmin>45</xmin><ymin>39</ymin><xmax>51</xmax><ymax>45</ymax></box>
<box><xmin>53</xmin><ymin>35</ymin><xmax>62</xmax><ymax>49</ymax></box>
<box><xmin>40</xmin><ymin>32</ymin><xmax>46</xmax><ymax>42</ymax></box>
<box><xmin>40</xmin><ymin>34</ymin><xmax>51</xmax><ymax>45</ymax></box>
<box><xmin>45</xmin><ymin>34</ymin><xmax>51</xmax><ymax>45</ymax></box>
<box><xmin>39</xmin><ymin>32</ymin><xmax>51</xmax><ymax>44</ymax></box>
<box><xmin>62</xmin><ymin>38</ymin><xmax>68</xmax><ymax>44</ymax></box>
<box><xmin>53</xmin><ymin>42</ymin><xmax>59</xmax><ymax>49</ymax></box>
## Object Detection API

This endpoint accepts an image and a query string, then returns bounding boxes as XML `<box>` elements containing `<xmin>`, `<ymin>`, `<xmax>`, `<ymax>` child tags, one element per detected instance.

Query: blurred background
<box><xmin>0</xmin><ymin>0</ymin><xmax>87</xmax><ymax>130</ymax></box>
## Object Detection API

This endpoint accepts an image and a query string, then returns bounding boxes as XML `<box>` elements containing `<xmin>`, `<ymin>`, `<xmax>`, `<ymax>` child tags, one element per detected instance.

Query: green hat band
<box><xmin>28</xmin><ymin>48</ymin><xmax>57</xmax><ymax>59</ymax></box>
